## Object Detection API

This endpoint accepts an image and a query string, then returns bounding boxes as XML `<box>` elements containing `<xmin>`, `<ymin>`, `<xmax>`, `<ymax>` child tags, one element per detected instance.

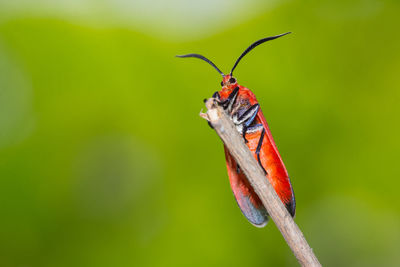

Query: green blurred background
<box><xmin>0</xmin><ymin>0</ymin><xmax>399</xmax><ymax>266</ymax></box>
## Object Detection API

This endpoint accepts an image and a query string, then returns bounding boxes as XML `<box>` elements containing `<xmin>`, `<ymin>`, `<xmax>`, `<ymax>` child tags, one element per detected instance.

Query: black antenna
<box><xmin>176</xmin><ymin>54</ymin><xmax>224</xmax><ymax>76</ymax></box>
<box><xmin>230</xmin><ymin>32</ymin><xmax>291</xmax><ymax>76</ymax></box>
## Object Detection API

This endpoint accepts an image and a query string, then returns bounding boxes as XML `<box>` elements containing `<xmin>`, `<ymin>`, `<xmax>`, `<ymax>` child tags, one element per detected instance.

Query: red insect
<box><xmin>178</xmin><ymin>33</ymin><xmax>295</xmax><ymax>227</ymax></box>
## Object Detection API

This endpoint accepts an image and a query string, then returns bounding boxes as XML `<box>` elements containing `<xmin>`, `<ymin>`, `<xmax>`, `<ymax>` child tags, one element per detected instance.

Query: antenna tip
<box><xmin>280</xmin><ymin>32</ymin><xmax>292</xmax><ymax>37</ymax></box>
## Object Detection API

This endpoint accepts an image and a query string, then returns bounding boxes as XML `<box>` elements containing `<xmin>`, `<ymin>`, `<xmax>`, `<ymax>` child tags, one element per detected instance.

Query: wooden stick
<box><xmin>201</xmin><ymin>98</ymin><xmax>321</xmax><ymax>267</ymax></box>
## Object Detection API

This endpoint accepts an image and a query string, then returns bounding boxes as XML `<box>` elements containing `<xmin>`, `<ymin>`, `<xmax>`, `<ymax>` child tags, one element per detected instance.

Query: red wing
<box><xmin>224</xmin><ymin>146</ymin><xmax>269</xmax><ymax>227</ymax></box>
<box><xmin>256</xmin><ymin>109</ymin><xmax>296</xmax><ymax>217</ymax></box>
<box><xmin>240</xmin><ymin>87</ymin><xmax>295</xmax><ymax>216</ymax></box>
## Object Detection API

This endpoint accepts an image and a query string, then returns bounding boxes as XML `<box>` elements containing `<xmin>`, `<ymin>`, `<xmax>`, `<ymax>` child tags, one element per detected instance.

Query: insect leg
<box><xmin>242</xmin><ymin>125</ymin><xmax>248</xmax><ymax>143</ymax></box>
<box><xmin>212</xmin><ymin>91</ymin><xmax>220</xmax><ymax>100</ymax></box>
<box><xmin>246</xmin><ymin>123</ymin><xmax>263</xmax><ymax>133</ymax></box>
<box><xmin>224</xmin><ymin>86</ymin><xmax>239</xmax><ymax>112</ymax></box>
<box><xmin>236</xmin><ymin>163</ymin><xmax>241</xmax><ymax>174</ymax></box>
<box><xmin>204</xmin><ymin>92</ymin><xmax>222</xmax><ymax>128</ymax></box>
<box><xmin>219</xmin><ymin>86</ymin><xmax>239</xmax><ymax>111</ymax></box>
<box><xmin>235</xmin><ymin>104</ymin><xmax>259</xmax><ymax>142</ymax></box>
<box><xmin>255</xmin><ymin>127</ymin><xmax>267</xmax><ymax>174</ymax></box>
<box><xmin>205</xmin><ymin>91</ymin><xmax>221</xmax><ymax>103</ymax></box>
<box><xmin>234</xmin><ymin>104</ymin><xmax>259</xmax><ymax>125</ymax></box>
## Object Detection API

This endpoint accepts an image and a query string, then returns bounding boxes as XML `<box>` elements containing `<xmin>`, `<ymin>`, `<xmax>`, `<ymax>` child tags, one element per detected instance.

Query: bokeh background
<box><xmin>0</xmin><ymin>0</ymin><xmax>399</xmax><ymax>266</ymax></box>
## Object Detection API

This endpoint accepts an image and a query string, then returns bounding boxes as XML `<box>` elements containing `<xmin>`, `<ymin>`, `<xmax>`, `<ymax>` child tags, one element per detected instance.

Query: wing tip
<box><xmin>286</xmin><ymin>189</ymin><xmax>296</xmax><ymax>218</ymax></box>
<box><xmin>238</xmin><ymin>195</ymin><xmax>270</xmax><ymax>228</ymax></box>
<box><xmin>250</xmin><ymin>217</ymin><xmax>269</xmax><ymax>228</ymax></box>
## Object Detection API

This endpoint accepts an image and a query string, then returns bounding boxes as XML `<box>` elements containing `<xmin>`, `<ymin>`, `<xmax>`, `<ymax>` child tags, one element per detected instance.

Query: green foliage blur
<box><xmin>0</xmin><ymin>0</ymin><xmax>399</xmax><ymax>266</ymax></box>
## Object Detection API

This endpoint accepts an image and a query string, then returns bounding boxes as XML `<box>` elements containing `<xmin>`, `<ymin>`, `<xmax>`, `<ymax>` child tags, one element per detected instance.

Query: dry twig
<box><xmin>201</xmin><ymin>98</ymin><xmax>321</xmax><ymax>267</ymax></box>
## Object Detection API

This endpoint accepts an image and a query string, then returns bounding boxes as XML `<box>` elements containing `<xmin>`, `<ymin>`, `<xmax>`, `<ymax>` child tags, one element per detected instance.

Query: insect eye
<box><xmin>221</xmin><ymin>81</ymin><xmax>224</xmax><ymax>86</ymax></box>
<box><xmin>229</xmin><ymin>77</ymin><xmax>236</xmax><ymax>84</ymax></box>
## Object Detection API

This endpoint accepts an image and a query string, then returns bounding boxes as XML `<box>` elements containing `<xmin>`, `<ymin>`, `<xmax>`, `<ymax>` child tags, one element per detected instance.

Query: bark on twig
<box><xmin>201</xmin><ymin>98</ymin><xmax>321</xmax><ymax>267</ymax></box>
